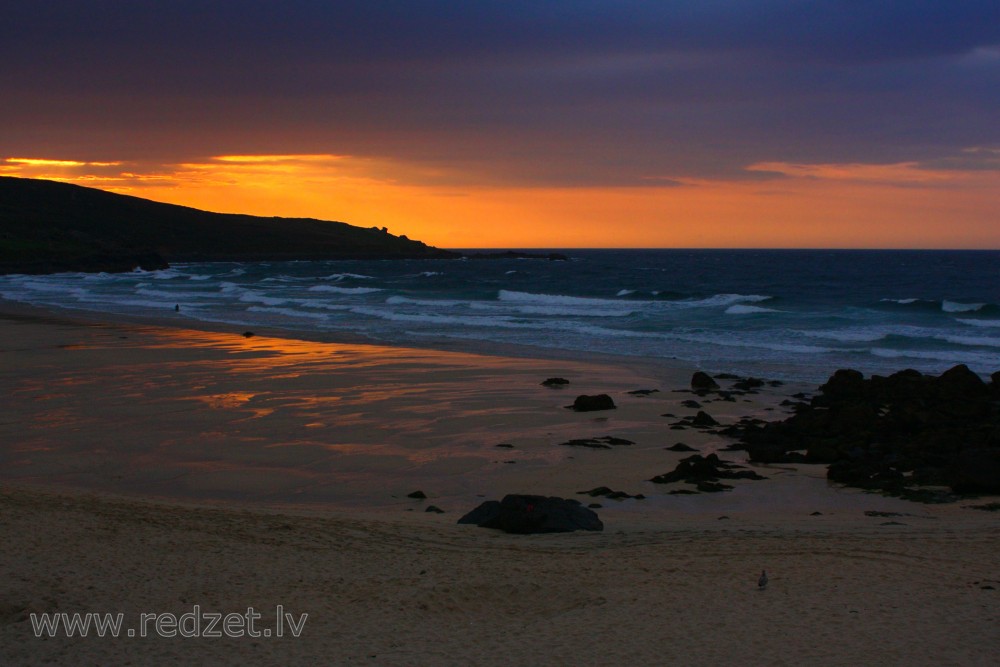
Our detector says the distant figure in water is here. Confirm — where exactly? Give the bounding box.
[758,570,768,590]
[174,304,179,312]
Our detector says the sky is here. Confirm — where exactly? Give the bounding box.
[2,1,999,248]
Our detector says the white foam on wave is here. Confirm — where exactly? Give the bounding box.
[684,293,772,308]
[245,306,329,320]
[308,285,382,295]
[385,295,465,307]
[323,273,374,281]
[293,299,353,312]
[149,269,186,280]
[938,334,1000,348]
[238,292,289,306]
[136,287,229,300]
[616,289,635,297]
[802,329,887,343]
[881,298,920,305]
[956,318,1000,328]
[942,300,985,313]
[499,290,644,307]
[514,304,638,317]
[350,307,521,328]
[725,304,780,315]
[417,271,443,277]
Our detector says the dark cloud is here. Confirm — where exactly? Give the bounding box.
[2,1,998,185]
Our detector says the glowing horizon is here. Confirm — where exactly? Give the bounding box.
[3,153,998,250]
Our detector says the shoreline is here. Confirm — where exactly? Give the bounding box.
[2,299,999,665]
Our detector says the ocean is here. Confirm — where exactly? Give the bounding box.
[2,249,998,383]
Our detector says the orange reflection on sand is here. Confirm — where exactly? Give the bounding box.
[194,392,257,409]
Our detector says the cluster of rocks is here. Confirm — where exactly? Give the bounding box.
[458,494,603,533]
[724,364,1000,499]
[578,486,645,500]
[649,453,767,493]
[558,436,634,449]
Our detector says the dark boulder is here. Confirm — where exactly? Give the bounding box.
[691,372,719,391]
[542,377,570,387]
[457,495,603,533]
[569,394,616,412]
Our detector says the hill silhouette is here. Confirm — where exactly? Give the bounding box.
[0,176,457,274]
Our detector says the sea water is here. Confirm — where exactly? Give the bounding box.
[2,249,998,383]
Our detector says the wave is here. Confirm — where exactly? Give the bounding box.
[725,305,780,315]
[942,300,987,313]
[957,318,1000,328]
[498,290,635,307]
[871,347,1000,367]
[237,292,289,306]
[683,293,772,308]
[616,289,635,297]
[385,295,466,307]
[323,273,373,281]
[135,287,229,300]
[307,285,383,295]
[938,334,1000,349]
[245,306,329,320]
[802,329,888,343]
[880,298,995,314]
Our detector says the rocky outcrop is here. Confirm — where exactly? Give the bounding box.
[725,365,1000,499]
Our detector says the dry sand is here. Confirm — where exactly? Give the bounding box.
[1,303,998,665]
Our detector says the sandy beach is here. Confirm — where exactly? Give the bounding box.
[1,302,998,665]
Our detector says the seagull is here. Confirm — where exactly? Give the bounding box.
[758,570,768,590]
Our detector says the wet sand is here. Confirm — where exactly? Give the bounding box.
[1,302,998,665]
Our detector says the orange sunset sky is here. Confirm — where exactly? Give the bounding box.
[2,3,998,248]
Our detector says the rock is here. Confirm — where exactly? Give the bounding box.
[558,435,634,449]
[728,364,1000,499]
[457,495,603,533]
[628,389,660,396]
[696,481,732,492]
[242,331,255,338]
[666,442,697,452]
[577,486,644,500]
[733,377,765,391]
[495,443,514,448]
[569,394,616,412]
[681,399,702,409]
[425,505,445,513]
[691,411,720,427]
[951,449,1000,494]
[649,453,767,484]
[691,372,719,391]
[541,377,570,387]
[407,490,427,499]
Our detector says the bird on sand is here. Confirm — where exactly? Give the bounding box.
[758,570,768,589]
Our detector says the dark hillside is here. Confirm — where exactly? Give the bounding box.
[0,176,456,273]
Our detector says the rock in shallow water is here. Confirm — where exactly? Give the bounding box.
[457,494,603,533]
[568,394,616,412]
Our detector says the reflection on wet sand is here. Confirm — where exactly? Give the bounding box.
[3,318,682,511]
